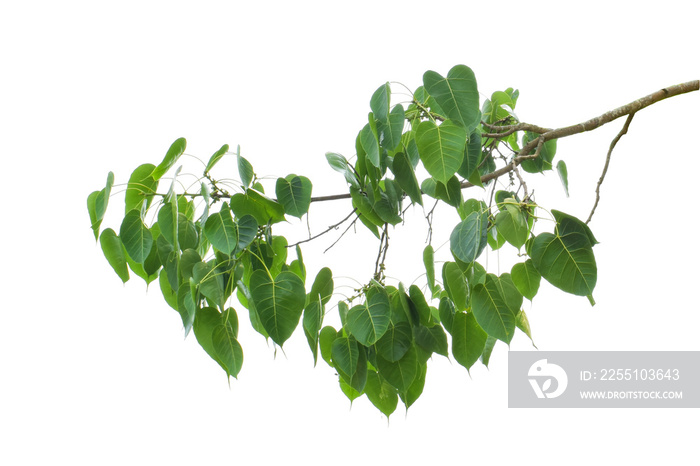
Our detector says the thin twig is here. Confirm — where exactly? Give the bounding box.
[586,113,635,224]
[288,208,358,248]
[323,214,360,253]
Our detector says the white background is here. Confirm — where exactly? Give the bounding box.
[1,1,698,464]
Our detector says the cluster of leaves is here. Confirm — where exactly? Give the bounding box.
[88,64,599,416]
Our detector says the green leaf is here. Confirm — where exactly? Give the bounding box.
[309,267,334,305]
[364,371,398,418]
[151,137,186,181]
[452,311,488,372]
[157,197,178,247]
[408,285,431,326]
[494,203,528,249]
[124,163,158,214]
[193,261,225,309]
[205,144,229,174]
[346,286,391,346]
[442,262,468,311]
[416,120,467,185]
[392,152,423,206]
[229,191,285,225]
[177,214,198,251]
[450,210,488,264]
[193,307,223,362]
[237,153,255,188]
[471,274,520,344]
[480,336,498,367]
[204,205,237,255]
[520,132,557,173]
[119,210,153,264]
[275,175,312,218]
[423,65,480,131]
[319,326,338,367]
[376,321,413,362]
[370,83,390,124]
[331,336,358,379]
[556,160,569,197]
[400,361,427,409]
[458,131,483,187]
[378,105,405,152]
[413,324,448,357]
[325,152,360,189]
[234,215,257,253]
[511,260,541,301]
[360,120,381,168]
[177,284,196,336]
[423,245,435,294]
[377,345,418,392]
[552,210,598,246]
[303,298,323,365]
[531,226,597,298]
[249,270,306,346]
[212,323,243,379]
[438,297,455,334]
[516,309,536,347]
[99,228,129,283]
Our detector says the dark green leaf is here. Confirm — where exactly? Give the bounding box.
[495,203,528,249]
[531,226,597,298]
[177,284,196,336]
[309,267,334,305]
[346,286,391,346]
[212,323,243,379]
[400,361,427,409]
[303,298,323,365]
[471,274,519,344]
[392,152,423,206]
[229,191,285,225]
[376,321,413,362]
[193,261,225,309]
[423,245,435,294]
[520,132,557,173]
[319,325,338,367]
[249,270,306,346]
[377,345,418,392]
[414,324,448,357]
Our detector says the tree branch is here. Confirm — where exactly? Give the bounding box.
[586,113,635,224]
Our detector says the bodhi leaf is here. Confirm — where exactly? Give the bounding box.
[99,228,129,283]
[204,204,237,255]
[443,262,468,311]
[556,160,569,197]
[205,144,229,175]
[237,153,255,188]
[471,274,520,344]
[229,191,285,225]
[423,245,435,294]
[124,163,158,214]
[511,260,541,301]
[151,137,186,181]
[346,286,391,346]
[119,209,153,264]
[212,323,243,379]
[452,311,488,373]
[450,210,488,264]
[249,270,306,346]
[392,152,423,206]
[416,119,467,185]
[275,175,312,218]
[423,64,481,131]
[376,345,418,392]
[495,203,528,249]
[531,219,597,299]
[364,371,398,418]
[375,321,413,362]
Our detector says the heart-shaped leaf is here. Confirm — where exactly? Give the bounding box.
[346,286,391,346]
[471,273,521,344]
[423,65,480,131]
[249,270,306,346]
[450,210,488,264]
[204,204,237,255]
[119,209,153,264]
[275,175,312,218]
[416,120,467,185]
[151,137,186,181]
[451,311,487,373]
